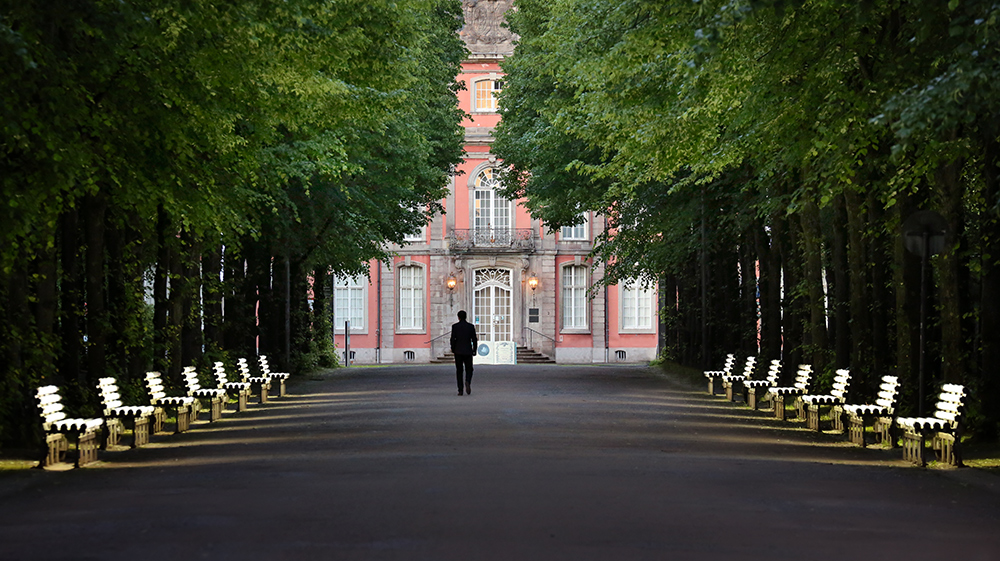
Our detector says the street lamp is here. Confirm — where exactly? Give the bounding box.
[902,210,947,417]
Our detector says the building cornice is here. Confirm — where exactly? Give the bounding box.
[464,127,495,145]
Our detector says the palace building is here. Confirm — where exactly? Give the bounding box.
[332,0,658,365]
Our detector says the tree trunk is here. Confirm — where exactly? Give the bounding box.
[180,234,203,369]
[740,237,758,356]
[34,238,58,340]
[84,192,109,383]
[935,155,967,385]
[203,238,223,355]
[867,191,891,391]
[153,205,171,373]
[680,260,699,366]
[288,259,308,373]
[167,240,184,381]
[979,134,1000,439]
[844,188,873,382]
[699,196,709,370]
[106,216,127,379]
[708,248,739,363]
[60,207,84,383]
[894,192,922,402]
[244,240,268,359]
[799,194,829,371]
[665,274,681,361]
[32,227,59,383]
[4,267,29,372]
[1,265,34,446]
[114,219,151,381]
[223,244,253,357]
[774,207,804,380]
[830,194,851,369]
[759,217,783,361]
[282,254,292,370]
[784,215,806,373]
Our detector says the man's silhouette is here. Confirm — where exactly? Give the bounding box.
[450,310,478,395]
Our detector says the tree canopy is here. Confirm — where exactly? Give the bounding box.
[494,0,1000,437]
[0,0,466,445]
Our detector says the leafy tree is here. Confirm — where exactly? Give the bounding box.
[495,0,1000,437]
[0,0,466,447]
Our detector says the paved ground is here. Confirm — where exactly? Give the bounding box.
[1,364,999,560]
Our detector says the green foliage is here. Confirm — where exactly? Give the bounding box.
[496,0,1000,436]
[0,0,465,447]
[292,297,339,374]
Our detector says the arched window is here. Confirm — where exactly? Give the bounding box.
[562,265,589,331]
[474,168,512,233]
[397,264,425,331]
[474,78,503,112]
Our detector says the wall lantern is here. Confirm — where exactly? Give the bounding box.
[527,275,539,292]
[446,274,458,306]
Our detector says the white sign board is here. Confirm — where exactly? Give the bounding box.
[474,341,517,365]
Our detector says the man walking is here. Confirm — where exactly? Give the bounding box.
[450,310,478,395]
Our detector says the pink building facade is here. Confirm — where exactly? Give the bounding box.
[332,1,658,365]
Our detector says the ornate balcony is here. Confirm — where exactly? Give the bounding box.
[446,228,535,253]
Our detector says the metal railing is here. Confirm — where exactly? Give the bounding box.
[425,332,451,345]
[522,326,555,358]
[522,326,554,342]
[446,228,535,252]
[427,332,452,360]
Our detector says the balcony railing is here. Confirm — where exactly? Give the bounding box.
[447,228,535,252]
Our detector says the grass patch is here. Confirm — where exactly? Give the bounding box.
[653,360,704,386]
[961,441,1000,473]
[0,448,38,470]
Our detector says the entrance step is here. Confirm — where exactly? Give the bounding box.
[431,346,555,364]
[516,346,556,364]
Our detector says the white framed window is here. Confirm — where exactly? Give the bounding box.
[403,226,425,243]
[474,168,512,231]
[474,78,503,112]
[334,275,367,332]
[561,213,589,241]
[620,279,654,331]
[397,265,425,331]
[401,204,427,243]
[562,265,589,331]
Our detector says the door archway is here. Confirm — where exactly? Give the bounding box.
[473,268,512,342]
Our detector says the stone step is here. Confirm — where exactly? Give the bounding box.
[431,347,555,364]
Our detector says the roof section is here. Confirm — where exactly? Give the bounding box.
[460,0,516,59]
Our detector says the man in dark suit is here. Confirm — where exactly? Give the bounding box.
[450,310,479,395]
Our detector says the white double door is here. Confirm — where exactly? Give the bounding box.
[473,268,512,343]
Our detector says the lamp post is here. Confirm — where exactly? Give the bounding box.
[902,210,947,417]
